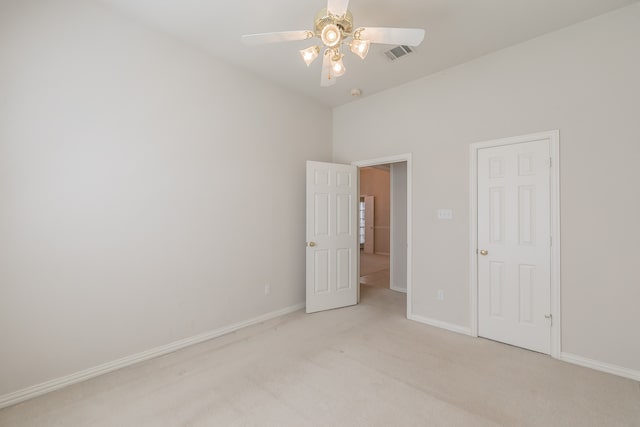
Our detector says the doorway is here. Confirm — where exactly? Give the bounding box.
[353,154,412,318]
[304,155,412,317]
[359,166,391,290]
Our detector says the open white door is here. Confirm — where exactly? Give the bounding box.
[306,161,358,314]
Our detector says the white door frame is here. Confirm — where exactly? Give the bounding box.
[469,130,561,358]
[352,153,412,319]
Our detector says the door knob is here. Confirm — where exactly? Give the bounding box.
[308,242,316,247]
[479,249,488,256]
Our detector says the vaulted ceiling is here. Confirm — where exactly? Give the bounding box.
[101,0,638,106]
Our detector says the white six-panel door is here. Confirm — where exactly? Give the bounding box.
[306,161,358,314]
[478,139,552,354]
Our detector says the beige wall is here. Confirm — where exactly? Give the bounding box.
[360,167,390,254]
[334,4,640,372]
[0,0,332,397]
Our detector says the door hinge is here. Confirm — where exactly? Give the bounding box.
[545,314,553,326]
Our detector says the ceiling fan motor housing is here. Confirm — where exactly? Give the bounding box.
[314,8,354,37]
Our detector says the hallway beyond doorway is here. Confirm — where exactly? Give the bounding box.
[360,250,390,289]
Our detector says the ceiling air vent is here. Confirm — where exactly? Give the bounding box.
[384,45,415,61]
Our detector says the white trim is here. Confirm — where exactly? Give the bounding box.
[549,135,561,358]
[560,353,640,382]
[390,163,395,292]
[353,153,413,166]
[409,314,473,336]
[390,285,407,293]
[0,303,305,410]
[469,130,561,358]
[352,154,412,319]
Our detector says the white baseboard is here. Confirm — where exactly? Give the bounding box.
[559,352,640,382]
[390,285,407,293]
[409,314,472,336]
[0,302,305,410]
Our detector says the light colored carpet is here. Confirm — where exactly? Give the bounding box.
[1,287,639,426]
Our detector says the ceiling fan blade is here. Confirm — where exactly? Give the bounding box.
[320,52,336,87]
[241,30,313,45]
[327,0,350,17]
[357,27,425,46]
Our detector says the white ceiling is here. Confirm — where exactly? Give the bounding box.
[100,0,637,107]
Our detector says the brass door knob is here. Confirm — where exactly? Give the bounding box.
[308,242,316,247]
[480,249,488,256]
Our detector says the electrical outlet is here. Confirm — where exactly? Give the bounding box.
[264,283,271,295]
[437,290,445,301]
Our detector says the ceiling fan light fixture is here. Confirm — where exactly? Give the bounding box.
[300,46,321,66]
[350,39,370,59]
[321,23,342,47]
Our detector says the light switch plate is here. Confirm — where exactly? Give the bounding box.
[437,209,453,220]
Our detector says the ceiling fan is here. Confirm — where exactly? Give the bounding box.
[241,0,425,87]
